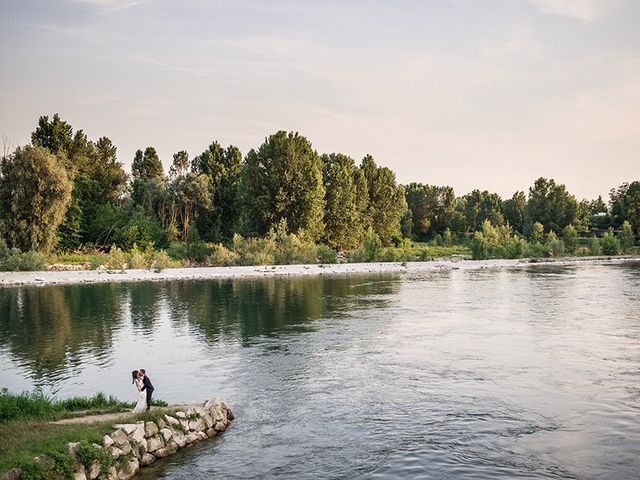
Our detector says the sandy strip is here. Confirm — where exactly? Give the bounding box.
[0,256,638,288]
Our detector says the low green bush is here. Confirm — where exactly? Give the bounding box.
[601,231,621,256]
[316,244,338,264]
[208,244,238,266]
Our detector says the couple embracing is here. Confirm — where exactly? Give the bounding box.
[131,369,155,413]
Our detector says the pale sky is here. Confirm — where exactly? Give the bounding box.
[0,0,638,200]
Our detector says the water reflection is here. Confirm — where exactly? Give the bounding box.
[0,275,399,384]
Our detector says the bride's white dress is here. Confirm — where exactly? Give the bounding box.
[132,379,146,413]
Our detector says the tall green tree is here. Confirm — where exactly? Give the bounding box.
[238,131,325,240]
[191,141,243,241]
[610,181,640,234]
[360,155,407,244]
[172,173,212,241]
[404,183,456,238]
[132,147,163,181]
[169,150,190,178]
[525,177,578,234]
[502,191,526,233]
[321,153,367,250]
[463,189,504,232]
[0,146,73,252]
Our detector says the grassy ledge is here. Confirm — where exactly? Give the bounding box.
[0,389,167,476]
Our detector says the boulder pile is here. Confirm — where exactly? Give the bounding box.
[2,398,233,480]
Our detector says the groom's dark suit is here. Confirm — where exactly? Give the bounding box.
[141,374,154,410]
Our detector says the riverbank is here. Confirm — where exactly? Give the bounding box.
[1,399,233,480]
[0,256,638,288]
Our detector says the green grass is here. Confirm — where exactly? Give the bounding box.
[0,390,171,476]
[0,389,133,424]
[412,244,471,258]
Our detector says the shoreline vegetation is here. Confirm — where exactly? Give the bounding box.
[0,114,638,274]
[0,389,169,478]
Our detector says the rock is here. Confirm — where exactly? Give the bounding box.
[157,418,167,429]
[114,423,138,435]
[174,411,186,419]
[110,429,129,447]
[227,408,235,420]
[73,465,87,480]
[2,468,23,480]
[185,432,199,444]
[188,418,206,432]
[108,446,123,459]
[203,413,214,428]
[68,442,80,458]
[153,446,171,458]
[34,454,55,468]
[179,419,190,430]
[140,453,156,466]
[172,430,187,448]
[88,461,101,480]
[160,427,173,441]
[130,423,146,444]
[103,435,114,448]
[119,441,132,456]
[117,458,139,480]
[164,415,180,426]
[206,428,217,438]
[196,431,207,441]
[214,421,226,432]
[146,436,165,453]
[107,467,118,479]
[194,406,206,417]
[166,441,178,454]
[144,421,159,437]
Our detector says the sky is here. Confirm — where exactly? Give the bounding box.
[0,0,638,200]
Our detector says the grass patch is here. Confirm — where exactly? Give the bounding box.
[0,389,133,424]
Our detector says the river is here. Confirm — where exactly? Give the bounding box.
[1,262,639,479]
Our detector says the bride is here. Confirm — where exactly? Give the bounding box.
[132,370,147,413]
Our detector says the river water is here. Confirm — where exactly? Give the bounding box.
[1,263,639,479]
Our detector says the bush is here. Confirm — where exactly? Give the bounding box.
[273,232,317,265]
[232,234,276,265]
[562,224,579,254]
[0,245,46,272]
[504,236,527,259]
[547,238,565,257]
[347,248,368,263]
[115,212,169,251]
[601,231,621,256]
[127,244,148,269]
[526,242,547,259]
[208,244,238,266]
[362,228,382,262]
[588,236,602,256]
[530,222,545,244]
[148,250,174,271]
[619,221,635,253]
[442,228,453,247]
[185,228,211,264]
[316,244,338,264]
[102,246,127,270]
[470,220,521,260]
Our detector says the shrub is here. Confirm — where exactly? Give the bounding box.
[442,228,453,247]
[148,250,174,271]
[530,222,544,244]
[562,224,579,254]
[588,236,602,256]
[273,232,317,265]
[208,244,238,266]
[347,248,368,263]
[102,246,127,270]
[316,244,338,264]
[504,236,527,259]
[601,231,621,256]
[362,228,382,262]
[547,238,565,257]
[526,242,547,259]
[470,220,519,260]
[127,244,148,269]
[619,221,635,253]
[232,234,276,265]
[0,249,46,271]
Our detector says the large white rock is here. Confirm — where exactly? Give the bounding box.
[164,414,180,426]
[144,422,159,438]
[174,411,186,419]
[140,453,156,466]
[160,428,173,441]
[146,436,165,453]
[188,418,206,432]
[103,435,114,448]
[172,431,187,448]
[130,423,146,444]
[114,424,138,435]
[117,458,139,480]
[110,429,129,447]
[73,466,87,480]
[203,413,214,428]
[153,446,172,458]
[88,461,101,480]
[108,446,123,459]
[185,432,199,444]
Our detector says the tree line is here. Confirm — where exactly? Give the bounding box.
[0,113,638,257]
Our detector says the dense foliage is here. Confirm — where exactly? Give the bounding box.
[0,113,637,268]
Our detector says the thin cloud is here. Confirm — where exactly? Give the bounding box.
[526,0,615,22]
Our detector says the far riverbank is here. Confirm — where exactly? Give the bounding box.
[1,256,638,288]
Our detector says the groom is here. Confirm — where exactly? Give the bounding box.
[139,369,155,411]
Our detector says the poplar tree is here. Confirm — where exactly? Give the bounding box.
[238,131,325,240]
